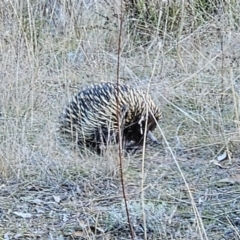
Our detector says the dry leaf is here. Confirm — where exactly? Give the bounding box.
[13,212,32,218]
[35,207,45,214]
[14,233,23,239]
[4,232,11,240]
[53,195,61,203]
[210,159,224,168]
[217,151,228,162]
[219,175,240,184]
[31,199,44,205]
[72,231,85,237]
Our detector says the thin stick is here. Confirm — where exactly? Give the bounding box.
[116,1,135,239]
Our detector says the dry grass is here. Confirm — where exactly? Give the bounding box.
[1,0,240,239]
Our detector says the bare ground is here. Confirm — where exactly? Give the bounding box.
[1,148,240,239]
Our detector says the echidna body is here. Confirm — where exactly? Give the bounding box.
[59,82,161,153]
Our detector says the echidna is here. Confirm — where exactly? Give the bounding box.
[58,82,161,153]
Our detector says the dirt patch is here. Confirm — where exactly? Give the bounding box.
[1,147,240,239]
